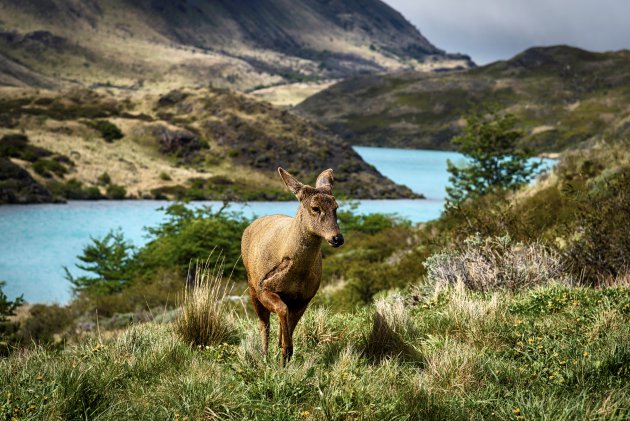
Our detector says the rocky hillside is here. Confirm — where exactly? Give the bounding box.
[297,46,630,152]
[0,87,417,204]
[0,0,471,92]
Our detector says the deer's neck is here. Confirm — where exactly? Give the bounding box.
[282,211,322,267]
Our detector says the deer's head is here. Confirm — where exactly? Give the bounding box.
[278,167,344,248]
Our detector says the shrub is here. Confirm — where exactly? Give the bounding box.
[48,179,103,200]
[106,183,126,199]
[174,259,237,346]
[0,281,24,355]
[32,158,68,178]
[97,172,111,185]
[562,167,630,285]
[18,304,74,345]
[92,120,123,142]
[159,171,171,181]
[137,203,250,280]
[424,234,567,292]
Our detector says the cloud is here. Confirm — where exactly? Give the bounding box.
[383,0,630,64]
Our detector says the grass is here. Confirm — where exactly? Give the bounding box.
[2,280,628,420]
[174,258,238,347]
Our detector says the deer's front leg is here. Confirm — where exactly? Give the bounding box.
[258,290,292,367]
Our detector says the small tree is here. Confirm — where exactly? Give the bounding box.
[65,230,135,295]
[446,109,542,206]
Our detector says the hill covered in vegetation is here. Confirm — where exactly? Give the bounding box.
[0,0,471,92]
[297,46,630,152]
[0,87,417,204]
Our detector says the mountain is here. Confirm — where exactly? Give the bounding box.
[0,0,472,92]
[0,86,418,204]
[296,46,630,152]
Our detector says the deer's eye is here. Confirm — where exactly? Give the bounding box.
[311,207,320,214]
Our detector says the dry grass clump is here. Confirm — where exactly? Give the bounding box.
[416,339,484,395]
[363,295,420,363]
[295,307,340,348]
[174,258,237,347]
[424,234,567,292]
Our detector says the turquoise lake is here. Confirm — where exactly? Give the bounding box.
[0,147,550,303]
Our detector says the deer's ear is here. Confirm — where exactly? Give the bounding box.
[278,167,303,196]
[315,168,334,193]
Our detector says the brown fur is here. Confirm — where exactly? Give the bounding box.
[241,167,344,366]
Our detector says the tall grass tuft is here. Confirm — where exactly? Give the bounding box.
[174,257,237,347]
[424,234,567,292]
[363,295,420,363]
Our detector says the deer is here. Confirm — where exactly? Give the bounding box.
[241,167,344,367]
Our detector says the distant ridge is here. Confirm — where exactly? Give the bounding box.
[0,0,473,91]
[296,45,630,152]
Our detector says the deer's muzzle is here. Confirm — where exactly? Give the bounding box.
[328,234,344,248]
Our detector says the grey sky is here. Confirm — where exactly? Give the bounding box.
[383,0,630,64]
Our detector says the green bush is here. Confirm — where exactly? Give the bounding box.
[48,179,103,200]
[97,172,111,185]
[92,120,123,142]
[106,183,126,199]
[136,203,250,280]
[562,167,630,285]
[18,304,74,345]
[0,281,23,355]
[32,158,68,178]
[0,133,51,162]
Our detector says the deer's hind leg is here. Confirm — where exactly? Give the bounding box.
[250,289,270,355]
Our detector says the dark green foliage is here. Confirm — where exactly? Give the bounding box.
[18,304,74,345]
[65,230,135,295]
[158,171,171,181]
[0,133,51,162]
[97,172,111,185]
[320,215,418,309]
[48,179,103,200]
[137,203,250,280]
[446,110,542,206]
[337,207,406,234]
[106,183,126,199]
[32,158,68,178]
[150,178,292,201]
[0,281,24,355]
[91,120,123,142]
[562,167,630,285]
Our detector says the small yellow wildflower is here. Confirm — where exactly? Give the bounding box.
[512,407,521,414]
[301,410,311,417]
[559,360,566,365]
[583,352,589,357]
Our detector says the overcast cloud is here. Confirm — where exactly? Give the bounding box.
[383,0,630,64]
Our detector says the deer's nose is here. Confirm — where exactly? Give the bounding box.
[330,234,344,248]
